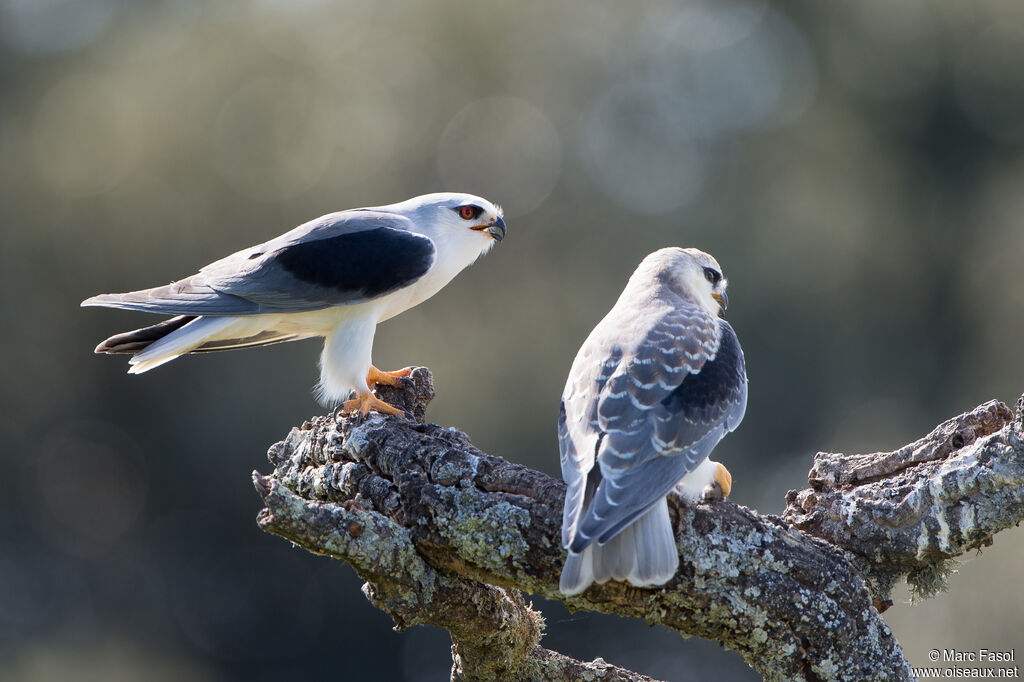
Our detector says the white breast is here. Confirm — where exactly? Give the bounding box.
[374,230,491,322]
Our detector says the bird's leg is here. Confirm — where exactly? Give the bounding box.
[366,365,415,389]
[701,461,733,501]
[331,369,416,424]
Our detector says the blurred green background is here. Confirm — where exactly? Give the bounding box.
[2,0,1023,680]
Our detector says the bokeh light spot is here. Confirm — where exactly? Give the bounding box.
[647,0,768,53]
[437,96,561,216]
[648,7,818,137]
[213,77,336,201]
[827,0,939,101]
[581,82,707,215]
[30,75,145,198]
[954,25,1024,144]
[1,0,117,55]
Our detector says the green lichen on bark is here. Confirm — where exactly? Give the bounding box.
[906,560,958,603]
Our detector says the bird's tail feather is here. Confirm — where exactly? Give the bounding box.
[560,497,678,595]
[127,316,238,374]
[94,315,196,354]
[625,498,678,585]
[559,545,595,596]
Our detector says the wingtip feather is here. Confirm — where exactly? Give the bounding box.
[82,293,128,309]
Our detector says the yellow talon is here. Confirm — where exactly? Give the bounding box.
[714,462,733,499]
[699,461,733,501]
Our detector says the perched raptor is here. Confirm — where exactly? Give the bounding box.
[558,247,747,595]
[82,192,505,416]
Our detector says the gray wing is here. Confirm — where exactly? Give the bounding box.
[560,298,718,548]
[81,210,436,316]
[563,304,747,553]
[559,343,621,547]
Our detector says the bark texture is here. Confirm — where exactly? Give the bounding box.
[783,399,1024,602]
[253,368,1024,681]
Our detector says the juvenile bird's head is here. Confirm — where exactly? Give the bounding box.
[384,192,505,249]
[639,247,730,318]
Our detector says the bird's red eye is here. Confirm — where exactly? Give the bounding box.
[458,205,480,220]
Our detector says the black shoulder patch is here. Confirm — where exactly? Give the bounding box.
[661,321,745,421]
[274,227,435,298]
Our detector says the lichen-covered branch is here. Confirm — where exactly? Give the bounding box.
[783,399,1024,602]
[254,370,656,682]
[253,476,653,681]
[253,368,1024,681]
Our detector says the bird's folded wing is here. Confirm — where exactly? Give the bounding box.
[595,304,725,466]
[559,342,620,546]
[573,434,723,549]
[82,212,436,315]
[569,313,748,550]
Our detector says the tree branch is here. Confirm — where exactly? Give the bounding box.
[783,398,1024,602]
[253,368,1024,681]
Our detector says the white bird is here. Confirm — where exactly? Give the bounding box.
[558,247,747,596]
[82,192,505,417]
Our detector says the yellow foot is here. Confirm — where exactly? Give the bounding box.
[702,461,733,501]
[340,390,408,418]
[367,365,415,388]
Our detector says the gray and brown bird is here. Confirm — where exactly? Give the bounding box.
[558,247,747,595]
[82,192,505,416]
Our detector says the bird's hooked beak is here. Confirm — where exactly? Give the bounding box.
[472,215,506,242]
[712,291,729,317]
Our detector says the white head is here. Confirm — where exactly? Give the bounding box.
[374,192,505,249]
[636,247,730,318]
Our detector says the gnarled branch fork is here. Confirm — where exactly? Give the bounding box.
[253,368,1024,681]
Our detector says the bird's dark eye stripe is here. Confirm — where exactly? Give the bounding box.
[703,267,721,284]
[454,205,483,220]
